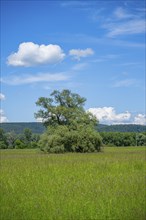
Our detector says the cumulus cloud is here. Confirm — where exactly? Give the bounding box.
[133,114,146,125]
[0,109,8,123]
[88,107,131,124]
[0,93,8,123]
[7,42,65,67]
[1,72,69,85]
[0,93,5,100]
[36,117,43,123]
[69,48,94,60]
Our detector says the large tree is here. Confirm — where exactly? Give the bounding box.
[35,89,97,128]
[35,90,102,153]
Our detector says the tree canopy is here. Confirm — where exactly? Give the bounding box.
[35,89,97,128]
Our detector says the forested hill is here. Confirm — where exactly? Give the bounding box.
[0,123,45,134]
[97,124,146,133]
[0,122,146,134]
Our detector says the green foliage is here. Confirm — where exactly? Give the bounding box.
[0,128,6,141]
[35,89,97,127]
[39,125,102,153]
[23,128,32,141]
[14,139,26,149]
[97,124,146,133]
[0,141,7,149]
[136,133,146,146]
[31,133,40,142]
[0,128,3,136]
[0,123,145,150]
[5,131,16,149]
[101,132,146,146]
[0,128,40,149]
[30,141,39,149]
[21,128,32,148]
[36,89,101,153]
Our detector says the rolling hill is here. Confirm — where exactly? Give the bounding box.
[0,122,146,134]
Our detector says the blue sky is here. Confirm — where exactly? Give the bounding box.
[0,0,146,125]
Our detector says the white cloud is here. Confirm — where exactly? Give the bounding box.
[43,86,51,90]
[134,114,146,125]
[88,107,146,125]
[60,1,95,9]
[7,42,65,67]
[88,107,131,124]
[36,117,43,123]
[113,79,139,88]
[102,6,145,37]
[116,62,142,67]
[1,72,69,85]
[106,19,145,37]
[0,93,5,100]
[0,94,8,123]
[114,7,133,19]
[0,109,9,123]
[69,48,94,60]
[72,63,88,71]
[92,54,119,63]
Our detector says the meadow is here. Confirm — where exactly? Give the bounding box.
[0,147,145,220]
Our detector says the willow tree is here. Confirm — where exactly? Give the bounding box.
[35,90,102,153]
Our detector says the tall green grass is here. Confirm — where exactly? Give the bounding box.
[0,147,145,220]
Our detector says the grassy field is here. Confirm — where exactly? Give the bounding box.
[0,147,145,220]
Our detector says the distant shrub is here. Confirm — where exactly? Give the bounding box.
[30,141,39,149]
[14,139,25,149]
[0,141,7,149]
[136,133,146,146]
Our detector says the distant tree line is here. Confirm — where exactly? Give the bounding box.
[0,128,40,149]
[101,132,146,147]
[97,124,146,133]
[0,128,145,150]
